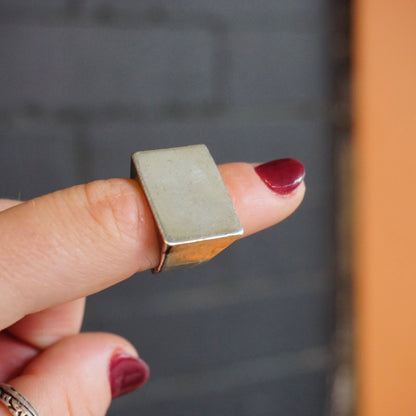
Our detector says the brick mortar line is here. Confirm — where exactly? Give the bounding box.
[0,103,330,125]
[0,12,321,33]
[127,347,330,405]
[86,268,331,318]
[0,15,215,31]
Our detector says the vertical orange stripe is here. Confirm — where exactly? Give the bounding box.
[354,1,416,415]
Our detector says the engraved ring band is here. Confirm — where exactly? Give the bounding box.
[0,384,39,416]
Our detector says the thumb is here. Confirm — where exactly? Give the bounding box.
[0,333,149,416]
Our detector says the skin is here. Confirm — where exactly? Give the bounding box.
[0,162,305,416]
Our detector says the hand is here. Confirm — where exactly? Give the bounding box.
[0,159,305,415]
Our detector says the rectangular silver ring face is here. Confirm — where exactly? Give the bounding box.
[131,144,243,272]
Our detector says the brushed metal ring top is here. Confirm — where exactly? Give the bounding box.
[131,144,243,273]
[0,384,39,416]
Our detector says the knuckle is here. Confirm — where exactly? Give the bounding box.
[81,179,144,243]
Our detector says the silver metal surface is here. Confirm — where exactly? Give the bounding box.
[131,144,243,272]
[0,384,39,416]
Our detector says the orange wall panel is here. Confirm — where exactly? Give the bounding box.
[354,1,416,415]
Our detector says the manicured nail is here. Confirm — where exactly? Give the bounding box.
[255,158,305,195]
[110,353,150,399]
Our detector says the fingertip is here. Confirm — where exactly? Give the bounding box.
[6,333,147,416]
[219,161,306,237]
[254,158,306,196]
[110,353,150,399]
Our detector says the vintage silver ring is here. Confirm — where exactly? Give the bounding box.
[0,384,39,416]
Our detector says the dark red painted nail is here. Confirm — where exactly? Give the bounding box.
[255,158,305,195]
[110,353,150,399]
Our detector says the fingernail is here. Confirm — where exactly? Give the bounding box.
[110,353,150,399]
[255,158,305,195]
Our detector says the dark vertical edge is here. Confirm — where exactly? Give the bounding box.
[328,0,354,415]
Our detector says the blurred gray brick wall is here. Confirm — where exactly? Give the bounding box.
[0,25,213,110]
[0,1,333,415]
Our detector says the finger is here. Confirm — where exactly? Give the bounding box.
[0,299,85,383]
[0,199,21,211]
[0,333,38,382]
[0,200,87,351]
[0,333,149,416]
[0,198,87,349]
[0,160,305,328]
[7,298,86,349]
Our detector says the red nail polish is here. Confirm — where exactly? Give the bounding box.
[255,158,305,195]
[109,353,150,399]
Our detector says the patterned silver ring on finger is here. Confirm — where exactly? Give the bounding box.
[0,384,39,416]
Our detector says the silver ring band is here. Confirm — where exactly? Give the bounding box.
[0,384,39,416]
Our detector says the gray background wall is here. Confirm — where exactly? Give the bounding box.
[0,1,333,415]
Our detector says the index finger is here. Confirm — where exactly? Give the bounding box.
[0,160,305,329]
[0,199,21,211]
